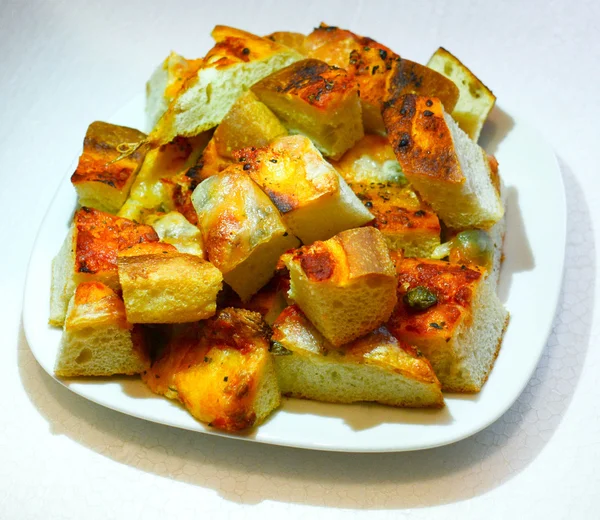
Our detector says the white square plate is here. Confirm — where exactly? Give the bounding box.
[22,94,566,452]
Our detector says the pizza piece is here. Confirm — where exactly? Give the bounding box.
[332,134,441,257]
[55,282,148,377]
[118,134,209,222]
[117,243,222,323]
[271,305,443,407]
[305,24,399,134]
[265,31,308,55]
[282,227,397,347]
[427,47,496,141]
[383,94,504,229]
[146,52,203,131]
[387,256,509,392]
[71,122,148,213]
[49,208,159,326]
[191,167,300,301]
[235,135,373,244]
[251,58,363,159]
[213,90,288,159]
[385,58,460,113]
[144,211,205,257]
[142,308,281,431]
[149,25,301,145]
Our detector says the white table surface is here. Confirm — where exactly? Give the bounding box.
[2,0,598,518]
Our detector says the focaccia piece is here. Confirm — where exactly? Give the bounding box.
[427,47,496,142]
[332,134,441,257]
[265,31,308,55]
[118,134,209,222]
[191,168,300,301]
[282,227,397,347]
[383,94,504,229]
[49,208,159,326]
[387,256,509,392]
[150,26,302,145]
[146,52,203,131]
[385,58,459,113]
[272,305,443,407]
[142,308,281,431]
[236,135,373,244]
[251,58,363,159]
[144,211,205,256]
[55,282,148,377]
[117,242,222,323]
[71,122,148,213]
[213,90,287,159]
[305,24,399,134]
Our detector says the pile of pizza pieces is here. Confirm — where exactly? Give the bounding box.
[49,24,508,432]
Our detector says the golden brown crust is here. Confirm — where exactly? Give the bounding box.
[385,59,460,113]
[71,121,147,190]
[383,94,464,184]
[305,24,398,112]
[286,227,395,284]
[74,207,159,276]
[265,31,308,55]
[66,281,130,331]
[253,58,357,111]
[336,227,396,280]
[209,25,291,66]
[234,136,339,215]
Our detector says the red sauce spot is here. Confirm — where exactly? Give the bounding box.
[299,246,335,281]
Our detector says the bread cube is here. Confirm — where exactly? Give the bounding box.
[305,24,399,134]
[385,58,459,113]
[146,52,203,131]
[213,90,287,158]
[55,282,148,377]
[265,31,308,55]
[71,122,147,213]
[144,211,205,256]
[149,25,301,145]
[117,242,222,323]
[49,208,159,326]
[282,227,397,346]
[236,135,373,244]
[118,133,209,222]
[387,257,509,392]
[142,308,281,431]
[332,134,441,257]
[272,305,443,407]
[251,58,363,159]
[191,168,300,301]
[383,94,504,229]
[427,47,496,141]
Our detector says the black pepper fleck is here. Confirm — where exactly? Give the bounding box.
[365,201,373,208]
[423,110,434,117]
[426,99,433,107]
[379,49,387,60]
[243,163,252,170]
[242,47,250,55]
